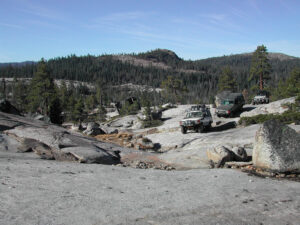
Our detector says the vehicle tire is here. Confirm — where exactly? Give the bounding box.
[205,123,212,131]
[181,126,187,134]
[197,124,204,133]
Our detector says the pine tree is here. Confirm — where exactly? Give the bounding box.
[85,94,97,111]
[286,67,300,97]
[250,45,272,90]
[273,67,300,99]
[27,59,56,115]
[73,97,84,123]
[217,66,237,92]
[59,80,69,110]
[49,97,62,124]
[12,78,28,112]
[161,76,187,103]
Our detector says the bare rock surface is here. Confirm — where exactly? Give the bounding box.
[108,114,141,130]
[0,157,300,225]
[0,111,125,164]
[253,120,300,172]
[240,97,295,117]
[148,122,259,169]
[144,104,300,169]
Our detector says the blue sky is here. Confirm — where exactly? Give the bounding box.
[1,0,300,62]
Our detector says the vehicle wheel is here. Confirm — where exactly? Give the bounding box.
[197,124,204,133]
[205,124,212,131]
[181,126,187,134]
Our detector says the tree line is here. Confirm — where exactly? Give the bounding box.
[0,46,299,125]
[1,48,300,104]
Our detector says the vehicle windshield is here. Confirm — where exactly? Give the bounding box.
[258,93,266,96]
[186,111,203,118]
[257,91,269,96]
[191,106,200,111]
[222,100,234,105]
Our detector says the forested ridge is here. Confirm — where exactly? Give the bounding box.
[1,49,300,103]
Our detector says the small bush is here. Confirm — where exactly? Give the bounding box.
[142,119,163,128]
[239,111,300,126]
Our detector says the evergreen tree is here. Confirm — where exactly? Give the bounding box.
[12,78,28,112]
[85,94,97,111]
[67,94,76,121]
[217,66,237,92]
[1,78,6,99]
[59,81,69,110]
[273,67,300,99]
[73,97,85,123]
[250,45,272,90]
[96,79,103,106]
[161,76,187,103]
[285,67,300,97]
[49,97,62,124]
[98,104,107,121]
[27,59,56,115]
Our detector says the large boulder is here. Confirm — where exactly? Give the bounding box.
[206,146,237,168]
[253,120,300,172]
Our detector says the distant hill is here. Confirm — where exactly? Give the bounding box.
[1,49,300,103]
[0,61,35,68]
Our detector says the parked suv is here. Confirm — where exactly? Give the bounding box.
[216,93,245,117]
[252,90,270,105]
[180,106,213,134]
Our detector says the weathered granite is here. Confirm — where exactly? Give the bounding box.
[0,111,122,164]
[253,120,300,172]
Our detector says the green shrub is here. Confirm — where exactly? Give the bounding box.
[239,111,300,126]
[142,119,163,128]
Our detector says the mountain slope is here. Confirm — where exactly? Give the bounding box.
[1,49,300,103]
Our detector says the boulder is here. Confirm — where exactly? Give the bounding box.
[136,137,155,151]
[83,122,105,136]
[232,146,248,161]
[253,120,300,172]
[206,146,236,168]
[100,125,118,134]
[71,124,82,131]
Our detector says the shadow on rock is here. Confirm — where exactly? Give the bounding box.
[211,121,237,132]
[161,117,172,122]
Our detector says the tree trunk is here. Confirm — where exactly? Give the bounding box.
[259,73,263,90]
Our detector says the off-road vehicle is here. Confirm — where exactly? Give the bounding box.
[180,107,213,134]
[252,90,270,105]
[216,93,245,117]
